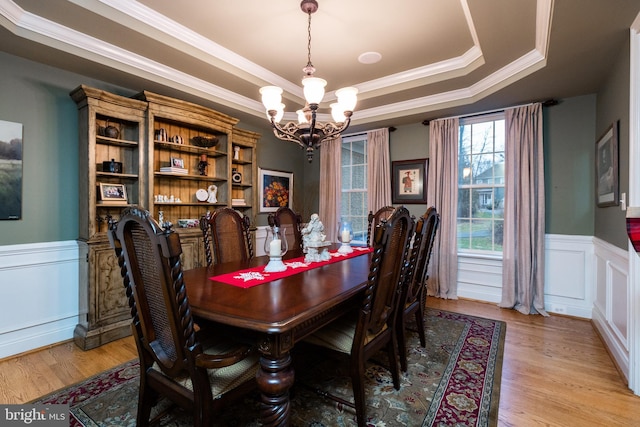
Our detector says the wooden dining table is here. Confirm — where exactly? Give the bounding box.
[183,246,372,426]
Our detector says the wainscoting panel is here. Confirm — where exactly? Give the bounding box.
[0,240,81,359]
[255,226,268,257]
[457,254,502,303]
[592,237,630,381]
[543,234,594,318]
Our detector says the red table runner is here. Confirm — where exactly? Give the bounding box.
[210,246,373,288]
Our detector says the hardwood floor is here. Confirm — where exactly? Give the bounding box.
[1,298,639,426]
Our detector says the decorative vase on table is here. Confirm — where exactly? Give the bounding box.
[264,226,289,272]
[338,220,353,254]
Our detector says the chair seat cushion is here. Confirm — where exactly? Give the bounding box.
[304,312,388,354]
[152,339,259,398]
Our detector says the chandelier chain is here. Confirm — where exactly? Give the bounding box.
[306,11,313,71]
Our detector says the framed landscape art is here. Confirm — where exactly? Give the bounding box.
[0,119,23,220]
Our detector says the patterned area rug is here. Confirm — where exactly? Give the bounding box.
[35,309,505,426]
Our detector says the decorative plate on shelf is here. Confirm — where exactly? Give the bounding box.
[196,188,208,202]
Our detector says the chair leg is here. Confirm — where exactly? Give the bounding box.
[415,305,426,348]
[351,358,367,427]
[387,336,401,390]
[397,313,409,372]
[136,375,155,427]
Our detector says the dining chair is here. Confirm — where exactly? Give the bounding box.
[396,206,440,372]
[201,208,253,266]
[366,206,395,246]
[267,206,303,251]
[108,206,259,427]
[301,206,415,427]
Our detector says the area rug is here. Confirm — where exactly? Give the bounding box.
[34,309,505,426]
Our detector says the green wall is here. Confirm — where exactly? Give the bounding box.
[544,95,596,235]
[595,38,631,249]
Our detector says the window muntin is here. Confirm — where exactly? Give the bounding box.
[457,114,505,253]
[341,136,368,244]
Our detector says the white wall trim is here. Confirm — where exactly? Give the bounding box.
[0,240,81,359]
[592,237,630,382]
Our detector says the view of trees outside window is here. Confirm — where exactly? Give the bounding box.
[457,115,505,252]
[341,136,368,244]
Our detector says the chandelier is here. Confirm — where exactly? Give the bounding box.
[259,0,358,162]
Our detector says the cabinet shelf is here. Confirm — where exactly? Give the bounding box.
[97,172,138,179]
[232,183,252,188]
[155,202,227,207]
[232,159,252,165]
[155,140,226,156]
[154,172,227,182]
[96,136,138,147]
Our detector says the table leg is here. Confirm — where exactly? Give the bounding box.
[256,352,295,426]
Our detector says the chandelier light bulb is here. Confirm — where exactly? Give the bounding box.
[260,86,283,111]
[330,103,346,123]
[302,76,327,105]
[335,86,358,112]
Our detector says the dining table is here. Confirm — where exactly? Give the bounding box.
[183,245,373,426]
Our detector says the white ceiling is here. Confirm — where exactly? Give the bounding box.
[1,0,639,132]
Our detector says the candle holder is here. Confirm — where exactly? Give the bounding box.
[338,221,353,254]
[264,226,289,272]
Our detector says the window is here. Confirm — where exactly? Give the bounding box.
[457,114,505,253]
[341,135,368,244]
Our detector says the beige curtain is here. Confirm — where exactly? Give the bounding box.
[367,128,392,213]
[499,103,547,315]
[319,136,342,243]
[426,118,459,299]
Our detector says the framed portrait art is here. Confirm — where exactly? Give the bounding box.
[391,159,428,204]
[595,121,619,207]
[258,168,293,212]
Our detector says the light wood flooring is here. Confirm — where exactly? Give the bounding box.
[1,298,639,426]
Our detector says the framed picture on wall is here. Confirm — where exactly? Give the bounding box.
[391,158,428,204]
[595,121,619,207]
[259,168,293,212]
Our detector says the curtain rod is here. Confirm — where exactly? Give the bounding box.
[422,99,557,125]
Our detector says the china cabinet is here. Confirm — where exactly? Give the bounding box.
[71,86,260,349]
[70,85,147,350]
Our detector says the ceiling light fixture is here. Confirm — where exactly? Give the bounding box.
[259,0,358,162]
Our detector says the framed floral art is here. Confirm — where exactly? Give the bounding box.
[258,168,293,212]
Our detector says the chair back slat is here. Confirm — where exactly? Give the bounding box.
[363,206,414,335]
[403,207,440,305]
[201,208,253,266]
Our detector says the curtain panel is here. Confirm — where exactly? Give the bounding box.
[426,118,459,299]
[500,103,547,315]
[367,128,392,213]
[319,136,342,243]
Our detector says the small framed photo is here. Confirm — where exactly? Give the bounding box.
[171,157,185,169]
[98,183,128,204]
[258,168,293,212]
[596,121,619,207]
[391,159,428,204]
